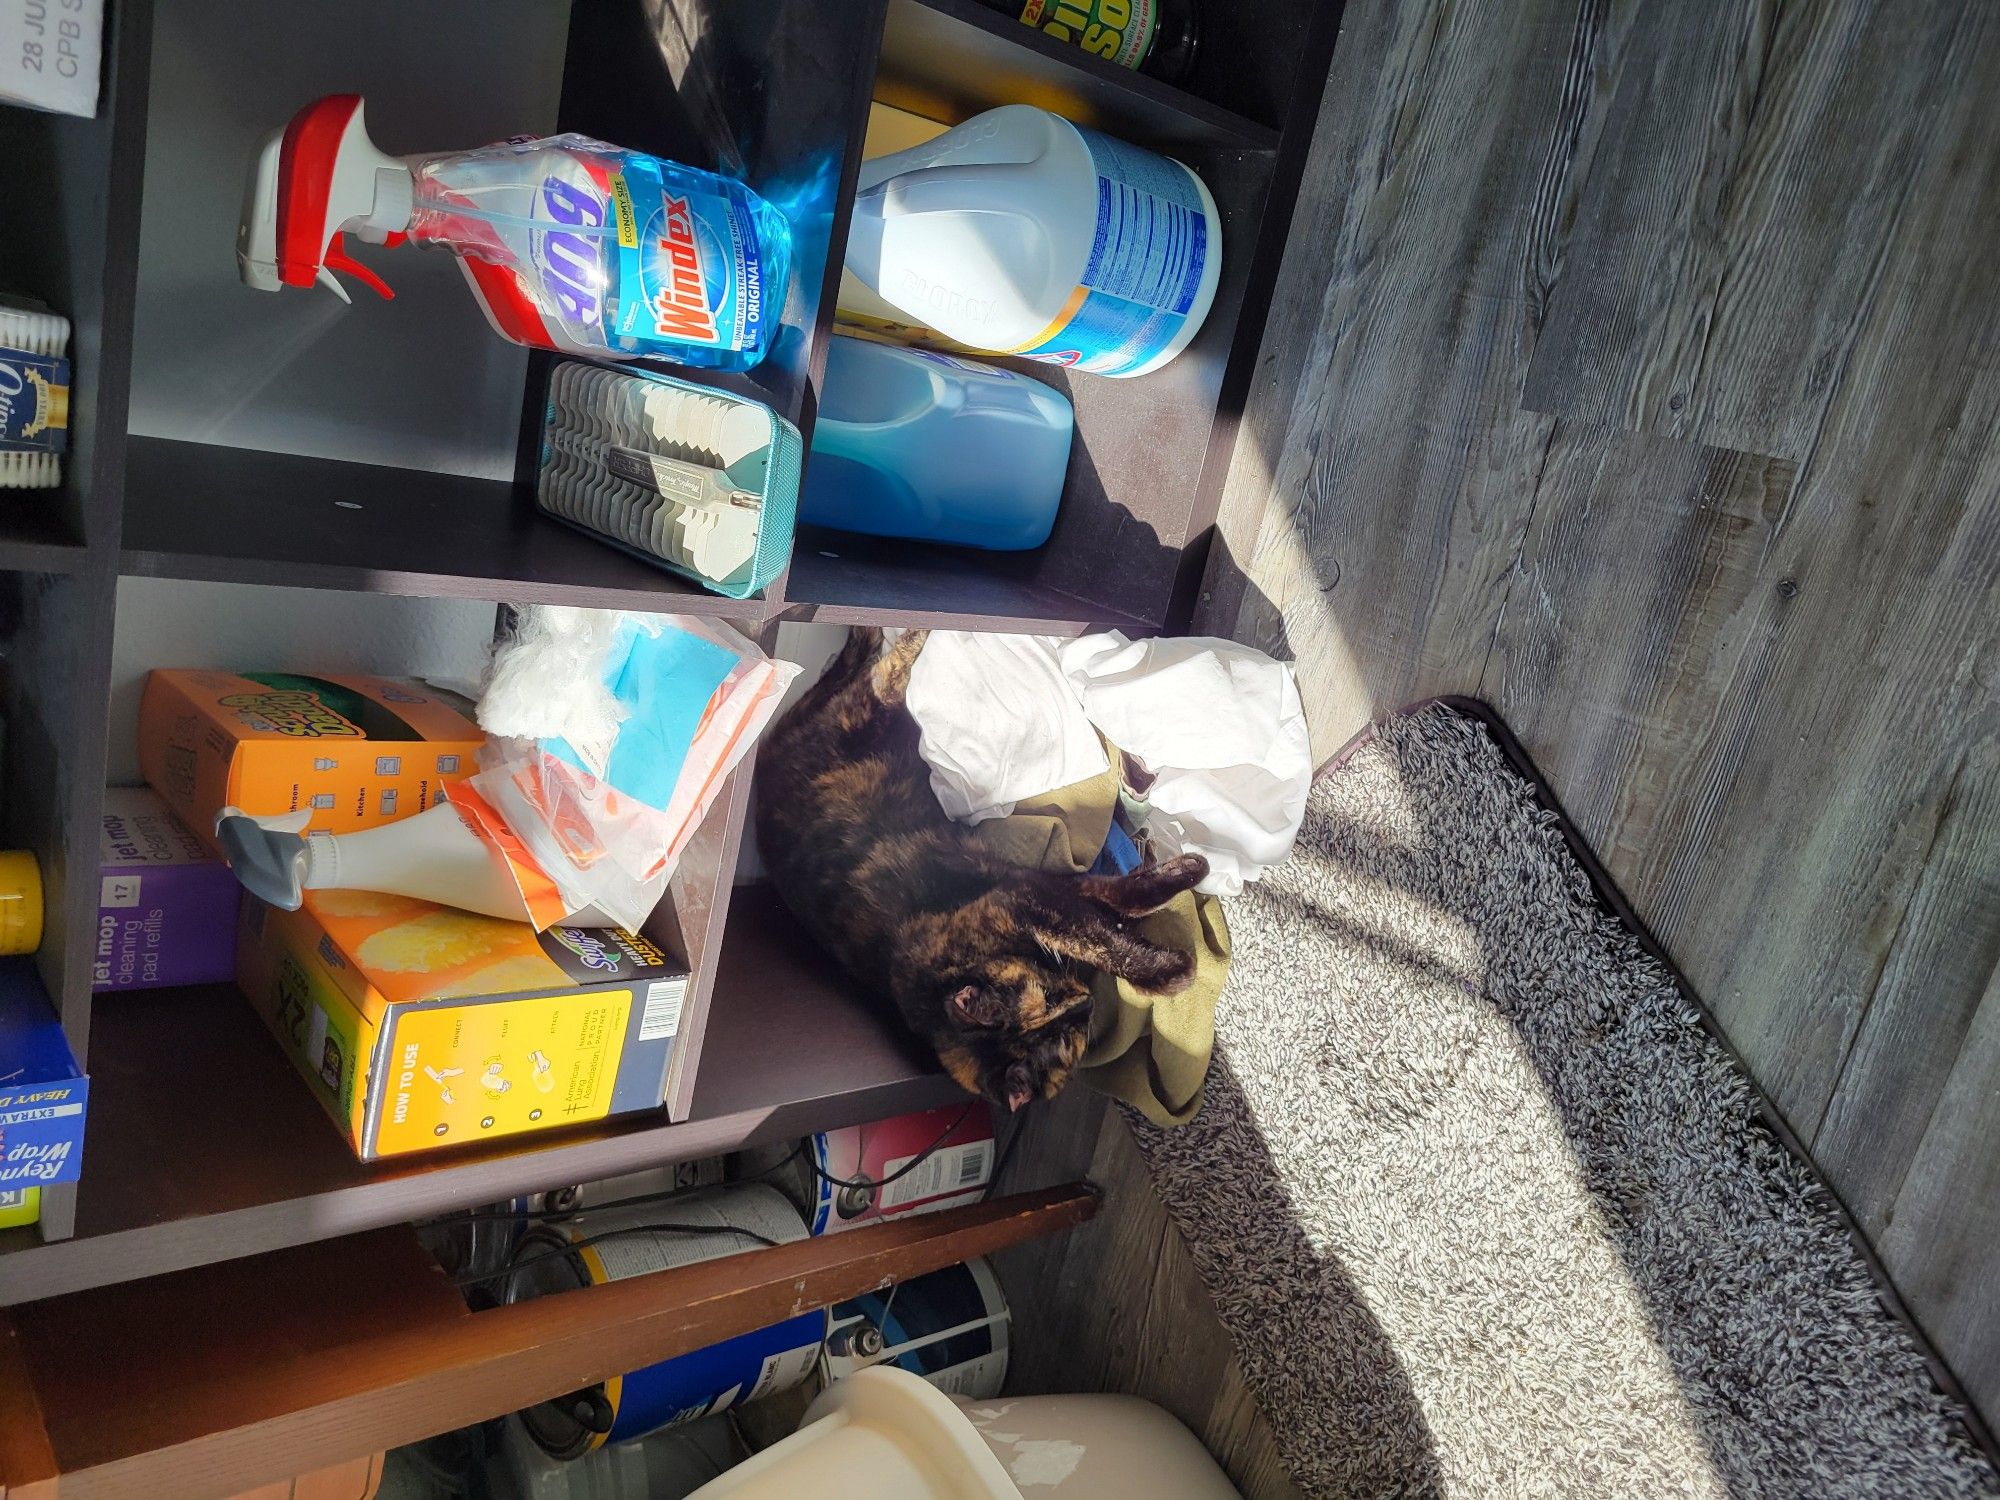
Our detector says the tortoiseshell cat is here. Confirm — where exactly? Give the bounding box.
[756,628,1206,1111]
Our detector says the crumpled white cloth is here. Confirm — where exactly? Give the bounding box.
[1060,633,1312,896]
[907,630,1311,895]
[905,631,1108,823]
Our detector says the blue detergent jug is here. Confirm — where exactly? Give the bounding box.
[802,335,1073,550]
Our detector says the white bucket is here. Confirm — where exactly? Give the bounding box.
[688,1366,1241,1499]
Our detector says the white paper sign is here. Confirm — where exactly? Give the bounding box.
[0,0,102,118]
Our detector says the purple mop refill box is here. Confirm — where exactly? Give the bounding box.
[94,786,242,991]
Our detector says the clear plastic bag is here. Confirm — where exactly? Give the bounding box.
[406,135,793,371]
[467,610,798,930]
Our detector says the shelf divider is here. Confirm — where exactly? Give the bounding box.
[0,0,155,1250]
[118,437,775,618]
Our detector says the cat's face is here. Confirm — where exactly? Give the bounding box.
[929,955,1098,1111]
[903,854,1210,1111]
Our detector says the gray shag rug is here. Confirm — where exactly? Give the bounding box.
[1132,703,1998,1498]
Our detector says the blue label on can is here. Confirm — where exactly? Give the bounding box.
[1012,125,1211,375]
[609,1310,823,1440]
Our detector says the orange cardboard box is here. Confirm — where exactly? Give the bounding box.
[138,670,484,852]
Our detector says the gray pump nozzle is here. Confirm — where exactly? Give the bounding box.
[213,806,312,910]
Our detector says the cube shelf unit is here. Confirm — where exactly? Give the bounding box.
[0,0,1338,1305]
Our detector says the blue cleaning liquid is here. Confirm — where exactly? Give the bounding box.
[411,136,794,373]
[602,156,794,371]
[802,336,1075,550]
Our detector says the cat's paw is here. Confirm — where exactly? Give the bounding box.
[1135,945,1198,995]
[1084,853,1211,917]
[1151,853,1209,892]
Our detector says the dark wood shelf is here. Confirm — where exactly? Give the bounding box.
[0,0,153,1256]
[892,0,1280,151]
[786,536,1158,634]
[0,0,1336,1348]
[119,437,770,616]
[0,1187,1095,1499]
[690,885,963,1121]
[0,515,86,576]
[0,887,958,1307]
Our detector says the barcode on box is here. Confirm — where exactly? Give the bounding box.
[640,977,687,1041]
[880,1139,993,1211]
[957,1140,993,1187]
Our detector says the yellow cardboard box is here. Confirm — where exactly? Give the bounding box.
[237,892,689,1159]
[138,670,485,853]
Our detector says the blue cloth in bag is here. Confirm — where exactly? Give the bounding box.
[546,619,738,809]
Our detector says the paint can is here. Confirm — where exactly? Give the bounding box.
[824,1256,1011,1399]
[423,1157,726,1295]
[736,1102,997,1235]
[507,1183,822,1458]
[418,1193,533,1292]
[544,1154,727,1215]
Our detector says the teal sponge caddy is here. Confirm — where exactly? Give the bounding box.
[535,361,801,601]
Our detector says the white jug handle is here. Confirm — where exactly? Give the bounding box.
[859,163,1045,223]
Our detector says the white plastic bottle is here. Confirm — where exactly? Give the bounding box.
[844,105,1221,379]
[214,801,615,926]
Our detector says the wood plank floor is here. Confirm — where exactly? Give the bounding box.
[1202,0,2000,1436]
[999,0,1999,1482]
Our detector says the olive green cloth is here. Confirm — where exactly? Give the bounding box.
[973,762,1230,1127]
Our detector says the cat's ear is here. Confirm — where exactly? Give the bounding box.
[1003,1062,1036,1113]
[1078,853,1209,917]
[948,984,1008,1028]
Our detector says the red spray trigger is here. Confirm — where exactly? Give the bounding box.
[324,233,394,300]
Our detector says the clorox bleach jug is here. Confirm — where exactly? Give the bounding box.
[844,104,1220,379]
[237,95,792,372]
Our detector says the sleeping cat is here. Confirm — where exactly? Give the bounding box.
[755,627,1206,1111]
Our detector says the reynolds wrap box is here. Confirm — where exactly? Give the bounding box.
[139,670,484,852]
[95,787,241,991]
[238,893,689,1159]
[0,958,87,1191]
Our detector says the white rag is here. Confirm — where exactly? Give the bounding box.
[905,631,1108,823]
[906,630,1311,895]
[1060,633,1312,896]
